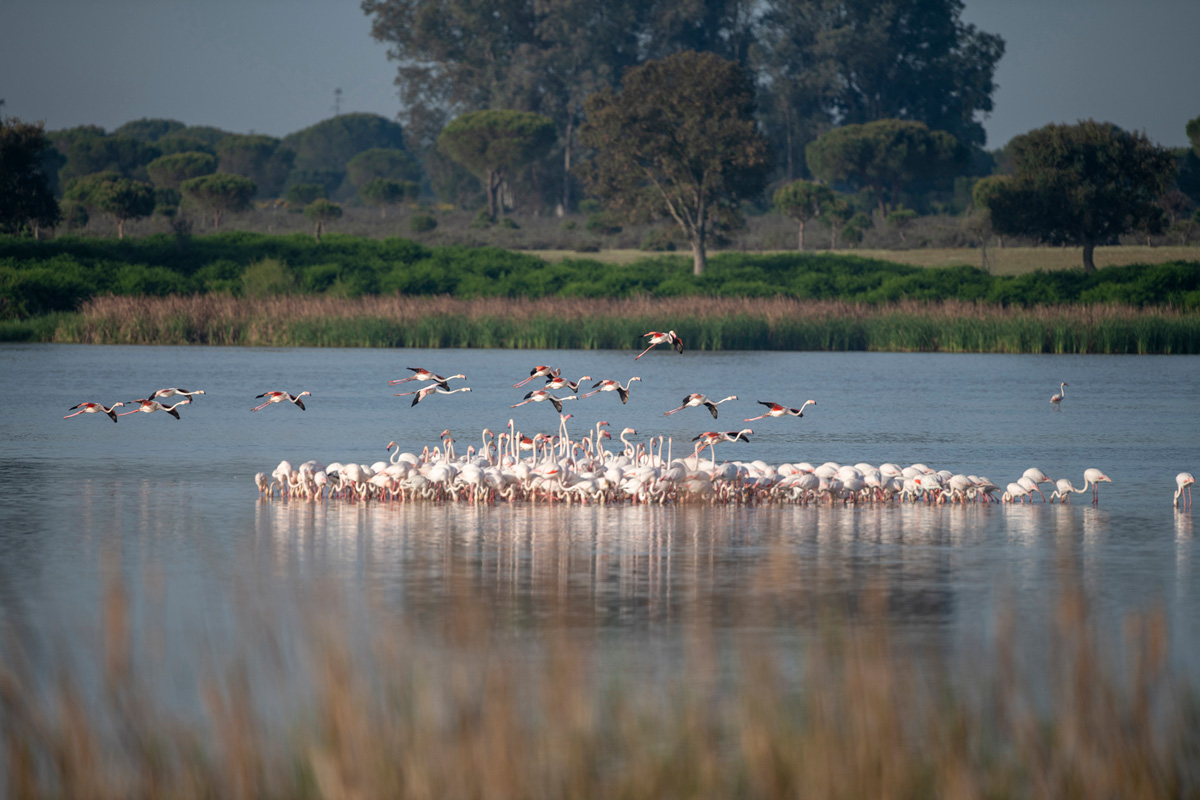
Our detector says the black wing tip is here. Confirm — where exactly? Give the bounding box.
[167,409,181,420]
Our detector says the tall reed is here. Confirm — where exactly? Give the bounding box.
[2,572,1195,799]
[42,294,1200,354]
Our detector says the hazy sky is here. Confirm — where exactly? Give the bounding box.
[2,0,1197,150]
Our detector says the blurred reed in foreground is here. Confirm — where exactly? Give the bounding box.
[2,576,1197,799]
[26,294,1200,353]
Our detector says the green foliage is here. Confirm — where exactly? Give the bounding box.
[283,114,407,174]
[287,183,326,206]
[146,151,217,188]
[240,257,295,297]
[806,119,965,217]
[578,51,771,275]
[304,199,343,242]
[216,135,293,197]
[113,118,186,142]
[53,129,161,184]
[980,120,1177,272]
[0,117,60,234]
[68,173,156,238]
[346,148,421,188]
[438,110,557,218]
[361,178,415,217]
[774,180,836,250]
[409,214,438,234]
[181,173,256,229]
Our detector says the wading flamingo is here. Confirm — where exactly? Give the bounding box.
[1051,382,1068,407]
[744,400,816,422]
[252,391,311,411]
[64,402,124,422]
[635,330,683,359]
[664,394,738,419]
[1082,468,1112,504]
[1176,472,1195,508]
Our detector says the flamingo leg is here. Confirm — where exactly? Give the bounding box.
[634,344,656,360]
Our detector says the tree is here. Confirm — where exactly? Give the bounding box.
[345,147,422,189]
[51,128,161,184]
[181,173,256,230]
[437,110,557,218]
[968,174,1009,269]
[820,197,853,249]
[283,114,407,172]
[805,119,964,218]
[113,118,186,142]
[304,199,343,242]
[773,180,834,250]
[886,207,917,242]
[578,51,771,275]
[146,151,216,188]
[978,120,1177,273]
[0,117,60,235]
[360,178,417,218]
[215,135,293,197]
[286,183,326,207]
[66,172,155,239]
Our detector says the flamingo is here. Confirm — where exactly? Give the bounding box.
[635,330,684,359]
[119,398,191,420]
[744,400,816,422]
[252,391,311,411]
[388,368,465,386]
[664,394,738,419]
[1050,478,1088,503]
[544,374,591,393]
[582,377,641,404]
[395,385,472,407]
[1175,472,1194,508]
[514,365,559,388]
[691,429,751,467]
[510,389,573,413]
[64,401,125,422]
[1082,468,1112,504]
[148,388,206,401]
[1021,467,1054,501]
[1051,381,1068,407]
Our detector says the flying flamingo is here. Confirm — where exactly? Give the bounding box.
[1082,468,1112,504]
[252,391,311,411]
[514,365,559,388]
[664,393,738,419]
[64,401,125,422]
[635,330,684,360]
[1051,381,1068,407]
[510,389,573,413]
[582,377,641,404]
[544,374,591,393]
[1175,472,1195,508]
[691,428,751,466]
[388,368,465,386]
[148,388,206,401]
[395,385,472,407]
[119,398,191,420]
[744,400,816,422]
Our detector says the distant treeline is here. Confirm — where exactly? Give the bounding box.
[2,234,1200,323]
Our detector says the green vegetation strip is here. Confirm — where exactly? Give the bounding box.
[4,294,1195,354]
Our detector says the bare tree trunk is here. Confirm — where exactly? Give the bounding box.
[486,169,499,218]
[117,218,125,240]
[1082,237,1096,273]
[563,118,573,214]
[797,219,805,251]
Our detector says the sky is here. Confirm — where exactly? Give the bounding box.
[1,0,1197,151]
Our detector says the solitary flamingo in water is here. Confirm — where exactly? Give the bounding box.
[744,400,816,422]
[388,367,465,386]
[1176,472,1195,508]
[582,377,641,404]
[148,388,206,401]
[64,401,124,422]
[119,398,191,419]
[1082,468,1112,504]
[510,389,573,413]
[1051,381,1068,408]
[664,393,738,419]
[395,385,472,407]
[635,330,683,359]
[252,391,311,411]
[514,365,559,388]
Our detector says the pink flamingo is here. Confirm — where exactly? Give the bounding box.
[64,401,125,422]
[582,377,642,404]
[1051,381,1067,407]
[635,330,683,359]
[252,391,311,411]
[664,393,738,419]
[544,374,591,393]
[388,367,464,386]
[744,400,816,422]
[1175,472,1194,508]
[148,387,206,401]
[395,385,472,407]
[514,365,559,388]
[119,398,191,420]
[1082,468,1112,504]
[510,389,572,413]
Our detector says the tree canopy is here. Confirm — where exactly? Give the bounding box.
[805,119,964,217]
[113,118,187,143]
[215,135,293,198]
[181,172,256,230]
[773,180,835,250]
[345,147,422,188]
[437,110,557,218]
[146,151,217,188]
[304,199,343,243]
[579,51,771,275]
[0,117,60,235]
[65,172,156,239]
[282,114,407,173]
[978,120,1177,272]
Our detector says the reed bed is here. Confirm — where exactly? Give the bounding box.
[48,294,1200,354]
[2,573,1196,799]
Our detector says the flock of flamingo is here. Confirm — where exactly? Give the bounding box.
[63,331,1196,509]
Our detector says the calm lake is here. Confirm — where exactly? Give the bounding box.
[2,343,1199,694]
